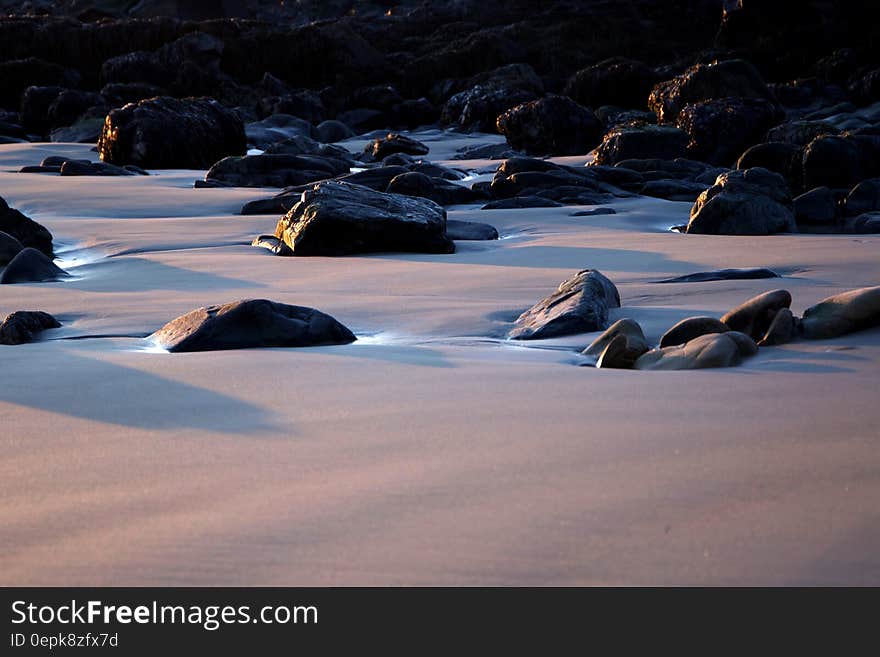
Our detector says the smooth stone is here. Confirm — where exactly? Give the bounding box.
[0,310,60,345]
[757,307,798,346]
[595,333,646,369]
[509,269,620,340]
[582,318,648,369]
[273,181,454,256]
[655,268,780,283]
[150,299,356,353]
[801,286,880,339]
[482,196,563,210]
[0,196,54,257]
[445,220,498,241]
[570,208,617,217]
[720,289,792,339]
[659,316,730,348]
[793,186,837,224]
[634,331,758,370]
[0,247,69,284]
[60,160,134,176]
[0,230,24,265]
[19,165,60,173]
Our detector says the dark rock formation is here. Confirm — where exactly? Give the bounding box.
[656,268,779,283]
[205,154,345,188]
[496,95,602,156]
[592,124,688,166]
[0,247,68,284]
[0,310,60,345]
[0,231,24,265]
[565,57,657,110]
[0,196,53,257]
[801,286,880,339]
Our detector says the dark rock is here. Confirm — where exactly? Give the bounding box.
[596,107,657,129]
[849,68,880,105]
[570,208,617,216]
[0,247,68,284]
[0,197,53,257]
[801,134,864,192]
[408,162,466,181]
[736,142,802,192]
[0,311,60,345]
[757,307,797,346]
[687,168,796,235]
[843,213,880,233]
[640,179,709,202]
[482,196,563,210]
[794,187,837,225]
[615,157,721,182]
[385,172,479,206]
[60,160,134,176]
[801,286,880,339]
[205,154,344,188]
[272,181,454,256]
[0,231,24,265]
[648,59,778,124]
[19,165,60,174]
[592,123,688,166]
[676,97,782,166]
[656,268,780,284]
[98,96,246,169]
[363,133,429,161]
[565,57,658,110]
[509,269,620,340]
[0,58,80,111]
[246,114,314,150]
[445,220,498,241]
[314,120,355,143]
[659,316,729,348]
[50,117,105,143]
[452,143,521,160]
[337,108,386,132]
[496,95,602,156]
[634,331,758,370]
[766,120,838,147]
[843,179,880,217]
[263,135,354,164]
[150,299,355,353]
[721,289,792,340]
[259,90,325,124]
[100,82,165,106]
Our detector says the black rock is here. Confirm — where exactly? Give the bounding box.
[385,172,479,206]
[570,208,617,216]
[736,142,802,192]
[0,247,68,284]
[97,96,246,169]
[592,123,688,166]
[640,179,709,202]
[0,197,53,257]
[766,120,838,147]
[843,179,880,217]
[509,269,620,340]
[482,196,563,210]
[565,57,658,110]
[205,154,345,188]
[314,120,355,143]
[496,95,602,156]
[801,134,865,192]
[272,181,454,256]
[363,133,429,161]
[656,268,780,283]
[60,160,135,176]
[150,299,355,353]
[245,114,314,150]
[445,220,498,240]
[0,231,24,265]
[0,310,61,345]
[794,187,837,225]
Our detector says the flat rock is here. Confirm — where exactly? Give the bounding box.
[801,286,880,339]
[634,331,758,371]
[570,207,617,217]
[655,268,780,283]
[0,310,60,345]
[509,269,620,340]
[481,196,563,210]
[445,220,498,241]
[205,154,344,188]
[721,289,792,340]
[150,299,356,353]
[659,316,729,348]
[0,247,69,284]
[272,181,454,256]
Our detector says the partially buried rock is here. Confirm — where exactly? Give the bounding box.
[205,154,344,188]
[363,133,429,162]
[801,286,880,339]
[720,289,792,340]
[634,331,758,370]
[496,95,602,156]
[0,247,69,284]
[150,299,356,353]
[659,316,729,348]
[0,311,60,345]
[509,269,620,340]
[272,181,454,256]
[0,231,24,265]
[687,168,796,235]
[582,318,648,369]
[655,268,779,283]
[60,160,135,176]
[757,307,797,346]
[0,196,53,257]
[385,172,479,206]
[98,96,246,169]
[482,196,563,210]
[444,220,498,241]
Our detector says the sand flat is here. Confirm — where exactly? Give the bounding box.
[1,137,878,585]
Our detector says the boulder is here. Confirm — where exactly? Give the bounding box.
[98,96,246,169]
[687,168,796,235]
[843,213,880,234]
[385,172,479,206]
[0,247,69,284]
[496,95,602,156]
[766,120,838,147]
[640,179,709,202]
[634,331,758,370]
[150,299,356,353]
[0,231,24,265]
[363,133,429,162]
[205,154,345,188]
[245,114,314,150]
[843,179,880,217]
[801,134,864,191]
[444,220,499,241]
[794,187,837,225]
[757,307,797,346]
[676,97,782,166]
[564,57,658,110]
[648,59,777,124]
[660,316,730,348]
[720,289,792,340]
[0,197,53,257]
[441,63,544,132]
[582,318,648,369]
[592,124,688,166]
[314,120,355,143]
[0,310,61,345]
[735,141,802,192]
[272,181,454,256]
[509,269,620,340]
[801,286,880,339]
